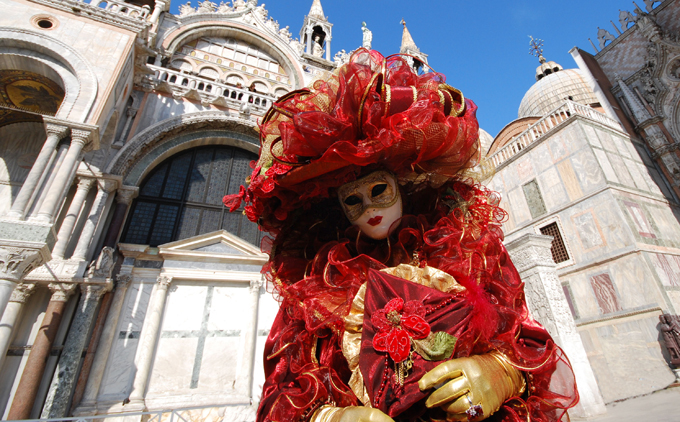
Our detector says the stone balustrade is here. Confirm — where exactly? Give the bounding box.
[149,64,275,112]
[489,100,622,169]
[79,0,150,20]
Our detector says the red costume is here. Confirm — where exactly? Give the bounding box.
[225,50,578,422]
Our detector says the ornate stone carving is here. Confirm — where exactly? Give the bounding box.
[0,247,45,282]
[249,278,263,293]
[179,1,195,16]
[87,247,116,280]
[116,186,139,205]
[157,274,172,288]
[216,1,232,13]
[116,273,132,288]
[10,283,36,303]
[45,124,70,139]
[48,283,77,302]
[334,49,349,65]
[597,27,616,49]
[197,0,216,13]
[619,9,638,32]
[107,112,257,178]
[637,14,662,43]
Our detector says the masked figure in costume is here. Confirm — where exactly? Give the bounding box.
[224,50,578,422]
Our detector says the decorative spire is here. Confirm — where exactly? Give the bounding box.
[529,36,546,64]
[308,0,326,20]
[400,19,420,53]
[615,74,651,122]
[528,36,563,81]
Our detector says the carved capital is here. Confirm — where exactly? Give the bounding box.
[157,274,172,288]
[82,283,110,301]
[10,283,36,303]
[98,179,119,194]
[48,283,78,302]
[0,247,46,283]
[116,273,132,289]
[77,177,96,191]
[249,278,263,293]
[116,186,139,205]
[70,129,92,144]
[45,124,70,139]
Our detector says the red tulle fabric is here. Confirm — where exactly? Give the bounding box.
[224,50,481,234]
[256,183,578,422]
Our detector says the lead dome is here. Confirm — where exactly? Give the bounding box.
[518,63,598,118]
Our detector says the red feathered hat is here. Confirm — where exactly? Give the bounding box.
[224,49,480,233]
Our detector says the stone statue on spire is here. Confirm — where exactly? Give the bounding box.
[362,22,372,49]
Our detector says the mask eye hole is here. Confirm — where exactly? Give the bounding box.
[371,183,388,198]
[344,195,362,206]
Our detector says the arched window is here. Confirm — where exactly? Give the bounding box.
[121,146,260,246]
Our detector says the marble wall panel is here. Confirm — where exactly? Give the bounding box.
[147,337,199,394]
[537,167,568,211]
[596,130,618,153]
[572,211,605,252]
[515,156,535,184]
[548,134,570,163]
[556,159,583,202]
[253,292,278,401]
[501,162,519,193]
[568,273,601,319]
[530,143,553,174]
[579,314,675,402]
[98,282,154,400]
[638,163,663,196]
[646,204,680,246]
[506,187,531,226]
[571,149,605,193]
[592,149,619,184]
[624,158,650,191]
[582,124,602,149]
[649,253,680,288]
[593,200,634,251]
[611,134,632,159]
[146,283,250,398]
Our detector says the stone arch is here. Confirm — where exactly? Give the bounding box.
[161,23,304,88]
[107,111,259,186]
[197,64,221,79]
[0,27,98,123]
[170,57,195,72]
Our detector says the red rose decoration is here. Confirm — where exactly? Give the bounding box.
[371,297,431,363]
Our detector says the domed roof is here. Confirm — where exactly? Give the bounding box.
[518,68,598,118]
[478,128,493,156]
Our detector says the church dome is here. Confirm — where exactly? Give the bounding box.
[518,68,598,118]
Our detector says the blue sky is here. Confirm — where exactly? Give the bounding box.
[168,0,642,136]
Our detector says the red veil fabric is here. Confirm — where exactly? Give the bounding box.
[256,182,578,422]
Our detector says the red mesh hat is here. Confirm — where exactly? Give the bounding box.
[224,49,480,233]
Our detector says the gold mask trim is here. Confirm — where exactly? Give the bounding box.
[337,171,400,222]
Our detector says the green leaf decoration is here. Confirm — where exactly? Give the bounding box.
[413,331,457,361]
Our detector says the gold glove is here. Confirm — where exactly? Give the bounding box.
[418,352,525,421]
[311,405,395,422]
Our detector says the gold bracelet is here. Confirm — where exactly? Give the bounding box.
[311,405,343,422]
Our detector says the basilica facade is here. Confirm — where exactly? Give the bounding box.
[0,0,679,421]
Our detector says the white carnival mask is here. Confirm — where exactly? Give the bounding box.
[338,171,403,240]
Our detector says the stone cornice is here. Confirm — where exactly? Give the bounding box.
[27,0,151,35]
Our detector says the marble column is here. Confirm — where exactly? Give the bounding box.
[102,187,138,248]
[505,234,607,418]
[8,124,69,220]
[325,36,331,61]
[305,29,313,55]
[41,284,109,419]
[148,0,167,24]
[7,283,76,420]
[236,278,262,397]
[127,275,171,410]
[36,130,91,223]
[52,177,95,260]
[0,283,36,371]
[74,274,131,415]
[72,180,117,261]
[0,247,46,318]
